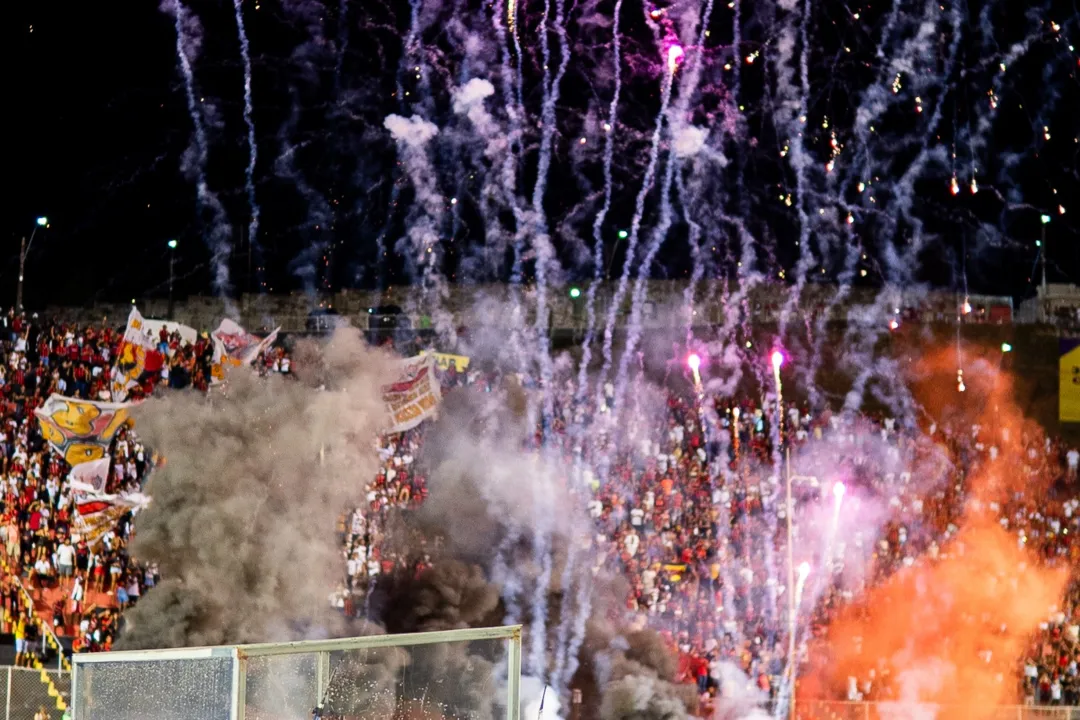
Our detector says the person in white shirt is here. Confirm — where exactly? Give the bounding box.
[1066,448,1079,479]
[55,540,76,585]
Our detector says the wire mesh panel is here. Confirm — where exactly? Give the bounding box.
[72,625,522,720]
[6,667,71,720]
[73,656,234,720]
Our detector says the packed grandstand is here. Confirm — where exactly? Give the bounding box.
[0,307,1077,712]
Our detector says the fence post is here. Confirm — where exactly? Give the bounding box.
[864,701,870,720]
[5,666,11,720]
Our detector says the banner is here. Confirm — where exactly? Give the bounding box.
[110,307,160,400]
[68,457,111,493]
[1061,338,1080,423]
[34,394,133,466]
[73,491,149,548]
[429,351,470,372]
[212,318,280,366]
[385,354,442,433]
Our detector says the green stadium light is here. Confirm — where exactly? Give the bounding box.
[36,216,48,226]
[1040,214,1051,225]
[1035,240,1042,247]
[569,286,581,299]
[617,229,628,240]
[167,239,178,249]
[1001,343,1012,353]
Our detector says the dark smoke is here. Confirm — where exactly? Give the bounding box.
[364,378,698,720]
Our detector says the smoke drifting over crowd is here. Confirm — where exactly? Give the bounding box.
[118,329,396,649]
[111,324,1076,720]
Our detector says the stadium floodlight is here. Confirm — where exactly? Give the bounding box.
[617,229,628,240]
[770,350,784,371]
[36,216,48,226]
[568,286,581,299]
[1040,214,1051,225]
[1001,342,1013,353]
[167,239,178,249]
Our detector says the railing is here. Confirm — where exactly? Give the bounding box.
[0,555,69,672]
[0,667,69,720]
[797,701,1080,720]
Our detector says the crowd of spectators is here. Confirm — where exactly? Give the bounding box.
[339,357,1080,711]
[0,307,1076,712]
[0,309,287,666]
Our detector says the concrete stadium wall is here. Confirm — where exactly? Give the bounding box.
[44,281,1015,335]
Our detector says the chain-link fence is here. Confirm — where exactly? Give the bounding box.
[1,667,70,720]
[798,700,1080,720]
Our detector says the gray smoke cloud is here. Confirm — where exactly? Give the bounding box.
[118,328,397,649]
[363,377,700,720]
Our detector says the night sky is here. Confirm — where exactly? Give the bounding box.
[5,0,1079,310]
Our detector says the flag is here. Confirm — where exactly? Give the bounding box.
[68,457,111,493]
[110,307,160,400]
[212,318,280,366]
[385,354,442,433]
[1061,338,1080,423]
[73,491,149,548]
[34,394,133,466]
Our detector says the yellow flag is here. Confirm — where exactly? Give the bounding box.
[1061,339,1080,423]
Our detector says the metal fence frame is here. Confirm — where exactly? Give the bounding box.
[798,700,1080,720]
[1,666,70,720]
[71,625,522,720]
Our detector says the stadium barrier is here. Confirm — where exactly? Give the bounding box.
[72,625,523,720]
[797,700,1080,720]
[0,667,70,720]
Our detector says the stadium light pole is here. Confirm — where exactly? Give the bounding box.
[16,216,48,312]
[167,239,178,319]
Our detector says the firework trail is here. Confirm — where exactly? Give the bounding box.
[775,0,815,338]
[842,0,965,414]
[598,42,680,413]
[333,0,349,94]
[574,0,625,411]
[490,0,530,379]
[617,0,716,407]
[164,0,232,297]
[233,0,261,274]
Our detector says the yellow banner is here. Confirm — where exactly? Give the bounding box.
[430,352,470,372]
[1061,339,1080,423]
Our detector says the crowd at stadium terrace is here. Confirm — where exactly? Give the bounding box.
[0,308,1076,710]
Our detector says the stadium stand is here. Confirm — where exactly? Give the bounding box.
[0,308,1077,712]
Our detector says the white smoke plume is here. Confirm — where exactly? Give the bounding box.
[384,113,440,147]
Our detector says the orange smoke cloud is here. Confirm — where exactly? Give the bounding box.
[798,345,1072,717]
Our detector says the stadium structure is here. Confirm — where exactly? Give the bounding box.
[71,626,522,720]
